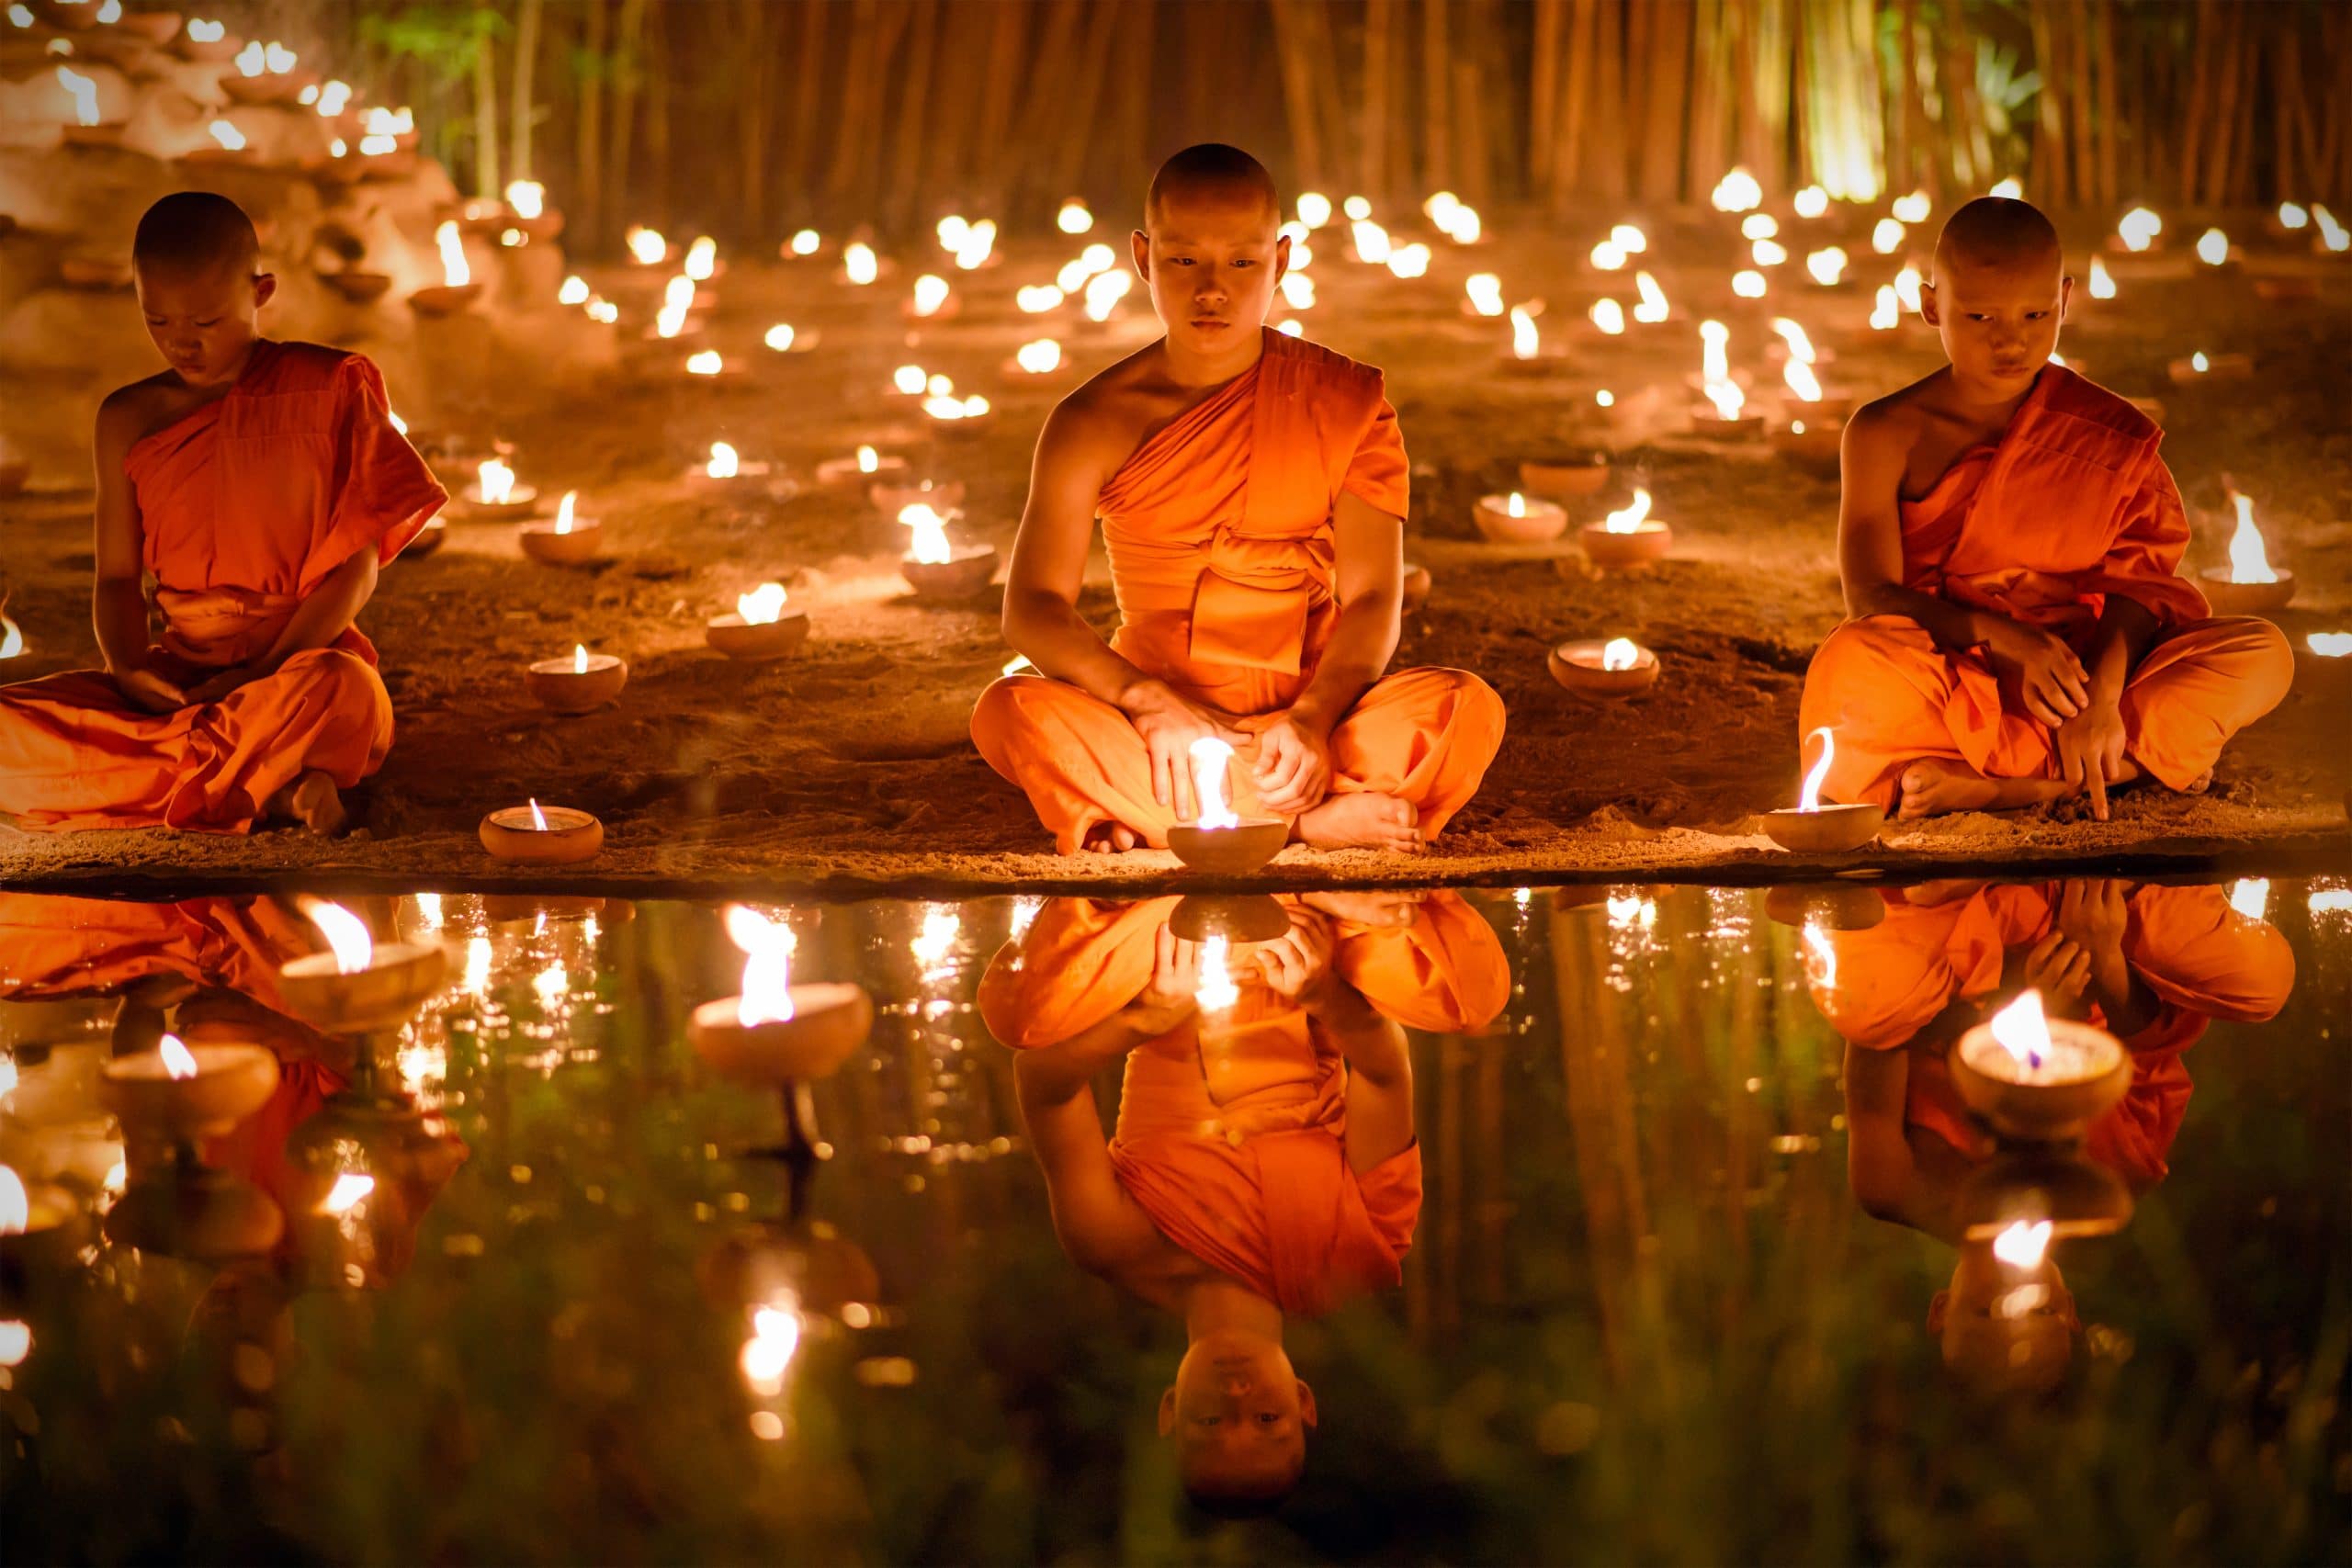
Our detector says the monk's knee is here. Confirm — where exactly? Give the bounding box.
[2210,616,2295,716]
[293,649,388,714]
[971,675,1066,767]
[1437,668,1507,761]
[1801,618,1928,719]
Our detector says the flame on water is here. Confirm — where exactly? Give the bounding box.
[1465,273,1504,317]
[1989,177,2023,197]
[706,441,740,479]
[2311,888,2352,914]
[160,1032,198,1079]
[528,798,549,830]
[1188,737,1238,829]
[1989,988,2052,1073]
[2194,227,2228,265]
[1296,192,1332,228]
[1770,317,1816,363]
[434,220,469,288]
[899,503,953,566]
[844,241,878,285]
[1600,637,1640,672]
[0,615,21,659]
[1891,189,1931,223]
[741,1300,803,1395]
[1797,726,1835,811]
[1589,239,1626,270]
[0,1167,24,1235]
[2223,493,2277,584]
[1351,220,1391,265]
[1633,271,1668,322]
[911,907,960,978]
[911,274,950,316]
[1016,338,1062,374]
[1193,933,1241,1013]
[2308,632,2352,658]
[1871,217,1905,254]
[2088,256,2116,299]
[737,581,787,625]
[1793,185,1830,219]
[207,118,245,151]
[1992,1217,2052,1269]
[2228,877,2269,919]
[1601,488,1652,535]
[301,898,375,974]
[684,236,718,282]
[788,228,820,255]
[1870,284,1900,331]
[2315,205,2348,252]
[2118,207,2162,251]
[1016,284,1063,313]
[725,905,797,1026]
[1712,167,1761,212]
[627,226,666,265]
[477,457,514,504]
[321,1173,374,1214]
[56,64,97,125]
[1589,298,1625,334]
[559,275,589,305]
[1057,198,1092,234]
[1782,358,1823,402]
[505,179,545,220]
[1510,306,1540,359]
[1805,247,1847,285]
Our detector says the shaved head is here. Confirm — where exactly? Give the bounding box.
[1146,142,1279,231]
[1933,196,2062,285]
[133,190,259,279]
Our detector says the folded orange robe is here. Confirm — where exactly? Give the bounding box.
[973,329,1505,851]
[1799,367,2293,807]
[0,341,446,831]
[0,889,322,1013]
[1811,882,2293,1186]
[979,892,1508,1314]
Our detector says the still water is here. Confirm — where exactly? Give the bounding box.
[1,876,2345,1563]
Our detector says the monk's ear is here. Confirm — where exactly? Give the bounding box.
[2057,273,2074,320]
[252,271,277,310]
[1273,230,1291,283]
[1130,228,1151,283]
[1157,1385,1178,1436]
[1295,1380,1317,1429]
[1917,281,1940,326]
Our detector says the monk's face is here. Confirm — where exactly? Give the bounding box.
[136,260,274,389]
[1921,252,2069,397]
[1159,1330,1316,1504]
[1132,186,1288,355]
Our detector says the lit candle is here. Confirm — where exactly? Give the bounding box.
[0,611,22,660]
[1547,635,1659,697]
[1761,727,1884,852]
[528,643,628,714]
[2167,346,2253,385]
[898,503,999,600]
[1632,270,1669,323]
[461,455,538,518]
[2193,227,2230,266]
[1473,490,1568,544]
[277,898,451,1034]
[1464,273,1505,317]
[688,906,874,1082]
[815,443,907,489]
[1164,738,1288,874]
[842,241,878,285]
[480,797,605,864]
[2087,256,2116,299]
[706,581,809,661]
[1804,247,1847,286]
[99,1030,280,1148]
[1710,167,1761,212]
[2199,488,2294,613]
[518,490,603,565]
[1792,186,1829,220]
[786,228,821,255]
[409,220,480,315]
[1578,487,1671,568]
[1013,337,1065,374]
[1951,988,2129,1142]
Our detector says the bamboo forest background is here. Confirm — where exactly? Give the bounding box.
[239,0,2348,254]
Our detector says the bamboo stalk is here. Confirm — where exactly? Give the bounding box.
[576,0,605,249]
[886,0,938,230]
[642,0,668,227]
[2096,0,2119,209]
[470,3,498,200]
[1637,0,1690,202]
[1422,0,1452,199]
[1550,0,1595,211]
[783,0,828,213]
[1268,0,1327,191]
[607,0,646,236]
[1529,0,1562,193]
[1363,0,1394,202]
[509,0,540,185]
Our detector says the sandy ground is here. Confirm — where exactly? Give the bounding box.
[2,212,2346,894]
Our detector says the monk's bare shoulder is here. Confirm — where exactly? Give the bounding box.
[1839,385,1925,475]
[1038,348,1161,472]
[94,375,180,457]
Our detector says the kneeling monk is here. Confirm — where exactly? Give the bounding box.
[0,192,445,836]
[1799,196,2292,821]
[974,143,1504,853]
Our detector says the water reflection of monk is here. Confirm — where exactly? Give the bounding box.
[978,890,1507,1514]
[1811,878,2293,1392]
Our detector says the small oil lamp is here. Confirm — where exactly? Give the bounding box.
[690,902,875,1092]
[1578,486,1671,568]
[904,273,957,321]
[1761,726,1884,852]
[409,220,481,315]
[99,1030,279,1145]
[1010,337,1066,376]
[0,1163,83,1277]
[518,491,602,565]
[2200,488,2294,614]
[763,321,820,354]
[2166,348,2253,385]
[1400,561,1431,617]
[458,456,539,521]
[815,443,907,490]
[692,441,778,494]
[1804,247,1849,287]
[181,116,252,165]
[871,476,963,515]
[1464,273,1505,318]
[1519,453,1611,500]
[922,392,995,435]
[1548,636,1659,697]
[277,899,449,1038]
[1694,378,1759,436]
[1165,738,1287,875]
[175,17,242,63]
[1474,490,1568,544]
[56,64,127,148]
[684,349,743,380]
[898,503,998,600]
[528,642,628,713]
[1773,359,1847,465]
[706,581,808,660]
[1950,989,2130,1143]
[1501,305,1568,373]
[480,797,605,863]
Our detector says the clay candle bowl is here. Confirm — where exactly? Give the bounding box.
[480,801,605,864]
[100,1034,280,1145]
[323,269,394,304]
[2166,351,2253,386]
[0,1167,83,1277]
[1949,990,2130,1144]
[402,520,447,559]
[903,547,999,601]
[1170,894,1292,946]
[816,446,909,491]
[408,281,482,316]
[278,904,450,1036]
[1763,727,1885,853]
[1519,455,1611,500]
[1549,637,1659,697]
[457,459,539,522]
[1400,562,1431,616]
[692,444,778,496]
[1165,737,1287,876]
[1578,488,1672,569]
[518,491,602,565]
[872,478,963,515]
[1773,418,1844,468]
[62,123,130,151]
[689,906,875,1083]
[706,582,808,660]
[2200,570,2295,615]
[1474,491,1568,545]
[530,646,628,713]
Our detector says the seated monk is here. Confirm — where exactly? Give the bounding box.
[973,143,1504,854]
[1800,196,2292,822]
[0,192,446,837]
[1812,875,2294,1392]
[979,890,1508,1514]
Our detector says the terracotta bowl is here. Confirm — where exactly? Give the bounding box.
[1519,457,1611,499]
[1760,803,1884,853]
[1473,493,1569,544]
[1691,412,1767,438]
[480,805,605,863]
[1761,883,1887,932]
[1955,1148,2134,1240]
[1772,422,1844,467]
[176,33,243,64]
[279,942,449,1035]
[1578,520,1673,569]
[1165,818,1289,875]
[454,487,541,524]
[2199,570,2294,615]
[394,519,446,559]
[323,270,393,304]
[1400,562,1431,617]
[527,657,628,714]
[688,985,875,1083]
[1169,894,1292,945]
[409,283,483,317]
[902,547,999,601]
[1950,1019,2132,1144]
[61,123,129,151]
[518,521,603,565]
[705,612,810,660]
[1548,639,1660,697]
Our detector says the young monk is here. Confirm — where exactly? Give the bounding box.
[1801,196,2293,822]
[980,891,1508,1514]
[0,191,445,837]
[974,143,1504,854]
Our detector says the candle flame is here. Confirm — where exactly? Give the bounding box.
[477,457,514,504]
[1770,317,1816,363]
[500,178,544,220]
[301,898,375,974]
[1733,269,1768,298]
[725,905,796,1027]
[2194,227,2228,265]
[571,643,590,674]
[1016,337,1063,373]
[627,226,666,265]
[1057,198,1092,234]
[1296,191,1332,228]
[1805,246,1847,285]
[1632,270,1668,322]
[2088,255,2116,299]
[55,64,97,126]
[2228,877,2268,919]
[706,441,739,479]
[206,118,245,151]
[553,491,576,534]
[187,17,224,42]
[1871,217,1905,254]
[1465,273,1504,316]
[899,503,953,566]
[1081,268,1130,321]
[1794,185,1830,218]
[1698,317,1730,379]
[2190,351,2211,373]
[2117,206,2162,251]
[1752,239,1788,266]
[686,350,723,376]
[1510,305,1538,359]
[787,228,820,255]
[153,1032,198,1079]
[559,275,589,305]
[1189,736,1238,829]
[0,615,21,659]
[321,1173,374,1214]
[737,581,787,625]
[1894,265,1922,310]
[1600,637,1639,672]
[856,445,878,473]
[911,274,950,316]
[1703,380,1746,421]
[684,235,718,282]
[1989,988,2052,1073]
[1992,1217,2052,1269]
[1016,283,1063,312]
[2277,201,2308,230]
[2223,492,2277,584]
[1782,358,1823,402]
[1891,189,1931,223]
[1351,219,1392,265]
[1601,488,1652,534]
[1589,298,1625,334]
[528,797,548,830]
[1504,491,1527,518]
[844,241,878,285]
[0,1166,23,1235]
[1797,726,1835,811]
[1589,239,1626,270]
[2316,206,2348,252]
[1870,284,1899,330]
[763,322,796,351]
[1711,167,1761,212]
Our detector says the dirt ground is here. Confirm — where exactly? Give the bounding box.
[2,211,2346,894]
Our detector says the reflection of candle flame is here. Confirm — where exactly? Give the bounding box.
[1510,305,1538,359]
[1601,488,1652,534]
[1992,1217,2052,1269]
[1782,358,1822,401]
[1600,637,1639,672]
[435,220,469,288]
[2228,877,2268,919]
[1195,935,1239,1013]
[2223,492,2277,584]
[302,898,375,973]
[707,442,739,479]
[159,1033,199,1079]
[737,581,787,625]
[1797,727,1835,811]
[1188,737,1238,829]
[911,907,959,979]
[741,1300,802,1395]
[725,905,796,1026]
[1989,988,2051,1073]
[321,1173,374,1214]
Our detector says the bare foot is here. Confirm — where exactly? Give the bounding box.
[265,770,348,836]
[1894,760,2068,821]
[2177,767,2212,795]
[1080,821,1141,852]
[1294,792,1425,852]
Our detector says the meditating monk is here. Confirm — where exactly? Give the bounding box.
[1800,195,2292,822]
[979,890,1507,1514]
[0,191,445,837]
[973,143,1504,854]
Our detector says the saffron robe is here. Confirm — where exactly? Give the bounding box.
[972,329,1505,852]
[1798,367,2292,807]
[979,892,1509,1314]
[1811,881,2293,1187]
[0,342,445,831]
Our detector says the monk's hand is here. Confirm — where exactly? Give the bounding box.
[1119,679,1243,823]
[1251,713,1334,817]
[2053,699,2129,820]
[1253,907,1335,1000]
[1127,926,1201,1031]
[2016,930,2093,1013]
[2054,877,2132,961]
[182,662,267,706]
[1983,619,2090,728]
[111,666,189,714]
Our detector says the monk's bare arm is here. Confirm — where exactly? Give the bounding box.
[91,395,156,676]
[1842,1043,1926,1227]
[1013,1048,1160,1275]
[257,547,379,670]
[1311,987,1414,1174]
[1001,399,1151,705]
[1836,402,1994,649]
[1287,491,1402,735]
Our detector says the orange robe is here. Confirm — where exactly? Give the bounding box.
[0,342,445,832]
[979,892,1509,1314]
[1798,367,2292,807]
[972,329,1505,852]
[1811,882,2293,1186]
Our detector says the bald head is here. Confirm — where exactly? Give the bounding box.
[1932,196,2062,285]
[133,191,259,280]
[1146,143,1279,232]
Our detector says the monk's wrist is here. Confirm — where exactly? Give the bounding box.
[1114,675,1174,716]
